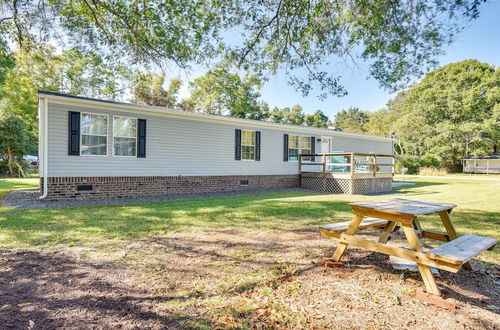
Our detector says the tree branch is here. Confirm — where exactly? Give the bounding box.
[238,0,283,66]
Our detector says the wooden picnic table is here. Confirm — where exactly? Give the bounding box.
[320,198,497,296]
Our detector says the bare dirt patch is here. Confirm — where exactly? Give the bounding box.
[0,251,204,329]
[1,229,499,329]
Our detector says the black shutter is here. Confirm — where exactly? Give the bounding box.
[235,129,242,160]
[283,134,289,161]
[137,119,146,158]
[255,131,261,161]
[68,111,80,156]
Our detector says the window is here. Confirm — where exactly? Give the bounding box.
[288,135,299,161]
[301,136,312,161]
[113,116,137,156]
[287,135,314,161]
[241,130,256,160]
[80,113,108,156]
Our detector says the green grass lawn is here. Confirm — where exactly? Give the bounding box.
[0,176,498,263]
[0,177,498,328]
[0,177,39,199]
[395,173,500,179]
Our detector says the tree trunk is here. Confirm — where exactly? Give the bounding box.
[6,146,14,177]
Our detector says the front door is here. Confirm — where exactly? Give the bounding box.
[321,137,331,153]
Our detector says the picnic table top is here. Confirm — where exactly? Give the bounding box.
[348,198,456,216]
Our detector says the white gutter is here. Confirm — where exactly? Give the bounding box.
[39,97,48,199]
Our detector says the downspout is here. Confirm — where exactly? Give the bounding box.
[39,97,49,199]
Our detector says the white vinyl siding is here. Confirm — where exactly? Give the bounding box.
[80,113,108,156]
[45,102,393,177]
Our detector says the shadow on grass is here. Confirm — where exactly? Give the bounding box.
[0,191,354,246]
[392,181,447,196]
[0,190,498,252]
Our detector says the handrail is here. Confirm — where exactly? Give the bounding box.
[299,153,394,158]
[298,152,395,178]
[301,163,395,167]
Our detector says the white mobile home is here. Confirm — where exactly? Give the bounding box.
[462,153,500,174]
[38,91,394,201]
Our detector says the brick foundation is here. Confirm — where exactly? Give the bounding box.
[40,175,300,201]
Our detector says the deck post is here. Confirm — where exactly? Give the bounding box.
[350,153,355,179]
[298,155,302,175]
[392,156,395,176]
[322,154,327,178]
[371,155,377,177]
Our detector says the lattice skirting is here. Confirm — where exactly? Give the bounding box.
[301,177,392,195]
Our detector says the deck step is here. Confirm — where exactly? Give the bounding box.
[427,235,497,265]
[320,217,388,234]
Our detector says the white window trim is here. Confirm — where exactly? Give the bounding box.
[80,112,109,157]
[112,115,138,157]
[288,135,313,162]
[241,129,256,161]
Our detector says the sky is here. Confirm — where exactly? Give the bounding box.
[257,0,500,117]
[174,1,500,119]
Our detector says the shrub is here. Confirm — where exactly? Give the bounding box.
[0,114,36,177]
[418,166,449,176]
[395,155,439,174]
[0,158,30,177]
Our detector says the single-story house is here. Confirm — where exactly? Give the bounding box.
[37,91,394,201]
[462,152,500,174]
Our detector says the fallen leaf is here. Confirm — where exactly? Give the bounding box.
[486,305,499,311]
[402,289,415,295]
[0,304,10,310]
[17,302,32,307]
[29,320,35,329]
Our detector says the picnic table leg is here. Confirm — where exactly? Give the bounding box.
[331,214,364,262]
[438,211,473,271]
[401,222,441,296]
[378,221,397,244]
[413,217,423,238]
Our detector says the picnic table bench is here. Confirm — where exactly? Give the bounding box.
[319,198,497,296]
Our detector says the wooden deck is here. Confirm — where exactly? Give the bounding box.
[299,153,395,194]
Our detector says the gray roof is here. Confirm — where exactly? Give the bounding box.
[463,152,500,160]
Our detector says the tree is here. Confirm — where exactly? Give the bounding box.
[332,107,370,133]
[0,45,128,132]
[0,0,487,98]
[131,73,181,107]
[0,40,14,85]
[270,105,305,126]
[187,69,266,119]
[0,114,35,177]
[304,110,329,128]
[380,60,500,167]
